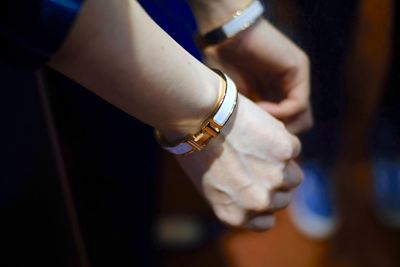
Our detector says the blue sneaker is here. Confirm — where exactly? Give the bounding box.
[289,162,339,240]
[373,159,400,228]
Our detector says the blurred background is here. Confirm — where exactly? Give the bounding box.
[1,0,400,266]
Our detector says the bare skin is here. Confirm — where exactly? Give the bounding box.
[49,0,303,231]
[189,0,313,134]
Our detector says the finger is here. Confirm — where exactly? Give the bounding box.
[257,61,310,120]
[271,191,292,210]
[286,108,314,134]
[289,134,302,158]
[237,184,270,212]
[247,214,276,232]
[257,98,308,120]
[279,160,304,190]
[273,132,302,161]
[214,204,247,228]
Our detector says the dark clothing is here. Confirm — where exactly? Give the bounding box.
[0,0,84,68]
[0,1,196,266]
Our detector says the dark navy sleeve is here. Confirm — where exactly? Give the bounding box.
[0,0,84,68]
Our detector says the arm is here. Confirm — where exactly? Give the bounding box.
[50,0,303,231]
[188,0,313,134]
[49,0,219,139]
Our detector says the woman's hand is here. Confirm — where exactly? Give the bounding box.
[49,0,304,231]
[203,19,312,134]
[177,94,303,231]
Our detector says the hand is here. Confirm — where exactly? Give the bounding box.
[202,19,312,134]
[177,94,303,231]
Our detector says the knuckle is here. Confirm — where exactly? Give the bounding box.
[292,137,302,157]
[277,138,295,160]
[240,186,270,212]
[286,161,304,188]
[226,217,244,228]
[274,174,287,189]
[296,169,305,186]
[297,102,309,113]
[277,120,286,129]
[273,120,286,131]
[250,196,270,212]
[215,208,245,228]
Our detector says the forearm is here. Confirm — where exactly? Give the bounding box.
[45,0,304,232]
[188,0,252,32]
[49,0,219,138]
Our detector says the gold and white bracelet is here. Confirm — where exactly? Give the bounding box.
[197,0,265,47]
[155,69,238,155]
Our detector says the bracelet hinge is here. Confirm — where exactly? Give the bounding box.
[188,120,221,151]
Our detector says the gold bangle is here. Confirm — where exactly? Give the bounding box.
[155,69,238,155]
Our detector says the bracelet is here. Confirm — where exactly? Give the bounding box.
[155,69,238,155]
[197,0,265,47]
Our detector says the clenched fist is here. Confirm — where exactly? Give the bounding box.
[177,94,303,231]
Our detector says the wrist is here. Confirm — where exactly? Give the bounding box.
[156,69,238,155]
[157,68,221,142]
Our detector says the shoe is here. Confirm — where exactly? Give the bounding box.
[289,162,338,240]
[373,159,400,228]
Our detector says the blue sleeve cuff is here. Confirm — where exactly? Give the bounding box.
[0,0,84,68]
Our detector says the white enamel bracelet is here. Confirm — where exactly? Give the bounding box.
[198,0,265,47]
[155,70,238,155]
